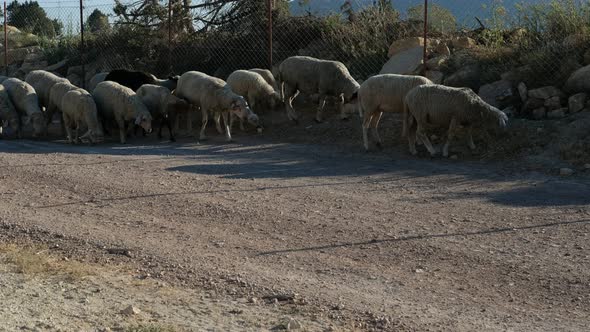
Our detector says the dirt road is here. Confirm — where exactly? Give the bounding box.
[1,135,589,331]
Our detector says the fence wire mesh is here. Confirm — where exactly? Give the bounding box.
[1,0,589,91]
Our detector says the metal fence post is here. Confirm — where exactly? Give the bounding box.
[168,0,172,74]
[4,1,7,76]
[422,0,428,76]
[79,0,85,88]
[267,0,273,70]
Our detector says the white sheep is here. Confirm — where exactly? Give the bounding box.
[136,84,190,142]
[226,70,282,131]
[61,88,103,144]
[248,68,279,92]
[277,56,359,123]
[2,78,46,137]
[46,81,79,133]
[25,70,68,110]
[88,72,108,93]
[0,84,19,138]
[150,74,180,91]
[92,81,152,144]
[357,74,433,151]
[174,71,260,142]
[404,84,508,157]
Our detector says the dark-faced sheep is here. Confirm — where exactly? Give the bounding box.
[136,84,190,142]
[404,84,508,157]
[105,69,179,92]
[277,56,359,123]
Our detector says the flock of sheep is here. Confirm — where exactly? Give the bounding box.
[0,55,508,157]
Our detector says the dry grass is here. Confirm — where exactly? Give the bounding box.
[0,243,96,279]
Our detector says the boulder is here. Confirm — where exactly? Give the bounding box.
[568,93,587,113]
[584,49,590,66]
[565,64,590,93]
[547,108,567,119]
[443,65,481,91]
[543,96,561,111]
[532,107,546,120]
[1,46,41,66]
[67,73,81,87]
[522,97,544,114]
[528,86,564,100]
[45,59,69,75]
[478,80,513,108]
[451,36,476,50]
[517,82,528,102]
[379,47,423,75]
[5,25,39,48]
[425,70,443,84]
[387,37,424,58]
[425,56,448,71]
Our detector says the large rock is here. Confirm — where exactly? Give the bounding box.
[565,64,590,93]
[67,73,81,87]
[532,107,546,120]
[1,46,41,66]
[547,108,566,119]
[584,49,590,65]
[425,70,443,84]
[387,37,424,58]
[426,56,448,71]
[443,65,481,91]
[5,25,39,48]
[528,86,564,100]
[451,36,476,50]
[522,97,544,114]
[45,59,69,75]
[544,96,561,111]
[478,80,513,108]
[380,47,423,75]
[568,93,587,113]
[435,42,451,57]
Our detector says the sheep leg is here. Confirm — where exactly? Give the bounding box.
[73,120,80,144]
[337,95,349,120]
[283,83,298,123]
[214,112,223,134]
[467,126,476,150]
[370,111,383,150]
[443,118,457,158]
[362,110,374,151]
[199,109,208,141]
[117,118,126,144]
[417,126,436,156]
[222,112,232,142]
[315,96,327,123]
[63,113,74,144]
[165,117,175,142]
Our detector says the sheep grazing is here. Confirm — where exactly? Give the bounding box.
[277,56,359,123]
[25,70,68,111]
[404,84,508,157]
[248,68,279,93]
[61,88,103,144]
[358,74,432,151]
[47,81,79,133]
[2,78,46,137]
[227,70,282,130]
[0,84,20,138]
[175,71,260,142]
[136,84,190,142]
[88,72,108,93]
[92,81,152,144]
[105,69,178,92]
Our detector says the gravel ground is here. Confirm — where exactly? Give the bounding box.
[1,119,590,331]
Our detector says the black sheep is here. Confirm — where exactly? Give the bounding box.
[104,69,156,92]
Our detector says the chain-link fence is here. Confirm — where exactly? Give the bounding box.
[2,0,589,91]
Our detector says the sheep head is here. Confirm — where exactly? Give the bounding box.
[135,112,153,134]
[30,113,46,137]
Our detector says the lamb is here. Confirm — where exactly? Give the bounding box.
[0,84,19,138]
[61,88,103,144]
[92,81,152,144]
[227,70,282,130]
[136,84,190,142]
[248,68,279,92]
[357,74,433,151]
[277,56,360,123]
[88,72,108,93]
[46,81,79,131]
[25,70,68,111]
[2,78,46,137]
[404,84,508,157]
[105,69,178,92]
[174,71,260,142]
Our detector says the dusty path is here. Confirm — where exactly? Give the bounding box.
[1,136,589,331]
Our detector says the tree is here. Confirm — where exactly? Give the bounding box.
[407,3,457,34]
[87,9,110,33]
[7,1,62,37]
